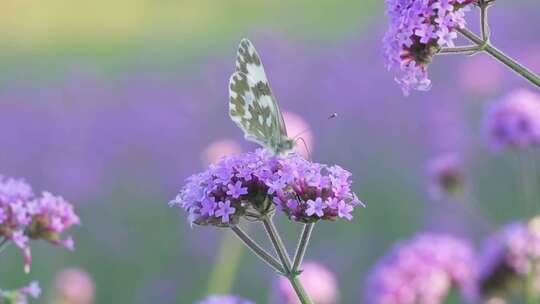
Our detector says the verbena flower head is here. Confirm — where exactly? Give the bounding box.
[0,175,80,272]
[270,261,339,304]
[426,154,464,200]
[0,281,41,304]
[383,0,478,95]
[196,295,254,304]
[364,233,476,304]
[476,217,540,299]
[483,88,540,150]
[170,149,362,226]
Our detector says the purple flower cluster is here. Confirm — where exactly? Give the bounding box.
[364,233,476,304]
[0,175,80,272]
[196,295,254,304]
[0,281,41,304]
[271,261,339,304]
[383,0,477,95]
[476,218,540,299]
[483,88,540,150]
[170,149,361,226]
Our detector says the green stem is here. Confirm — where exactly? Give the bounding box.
[292,223,314,273]
[288,275,313,304]
[525,259,538,304]
[457,27,540,89]
[0,238,9,254]
[262,216,314,304]
[439,45,482,54]
[230,225,285,274]
[262,216,292,273]
[479,3,490,42]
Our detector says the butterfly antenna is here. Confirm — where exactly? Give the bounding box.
[295,136,313,161]
[293,128,312,141]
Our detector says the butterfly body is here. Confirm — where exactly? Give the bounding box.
[228,39,295,156]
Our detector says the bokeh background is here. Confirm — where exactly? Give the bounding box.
[0,1,539,303]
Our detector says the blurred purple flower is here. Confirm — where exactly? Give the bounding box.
[476,217,540,299]
[364,233,476,304]
[383,0,477,95]
[0,281,41,304]
[270,261,339,304]
[196,295,254,304]
[0,175,79,272]
[170,149,362,226]
[53,268,96,304]
[483,88,540,150]
[426,153,464,201]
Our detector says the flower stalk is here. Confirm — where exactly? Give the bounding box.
[230,225,284,274]
[262,215,314,304]
[0,238,8,254]
[230,214,315,304]
[292,223,315,273]
[524,259,538,304]
[262,216,293,273]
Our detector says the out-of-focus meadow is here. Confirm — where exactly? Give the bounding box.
[0,1,539,303]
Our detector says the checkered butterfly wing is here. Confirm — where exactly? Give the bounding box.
[228,39,294,155]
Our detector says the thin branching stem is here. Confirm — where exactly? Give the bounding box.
[292,223,315,273]
[262,216,292,273]
[525,259,538,304]
[439,45,482,55]
[230,225,285,274]
[479,3,490,42]
[261,216,313,304]
[0,238,9,255]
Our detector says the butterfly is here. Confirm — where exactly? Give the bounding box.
[228,39,295,156]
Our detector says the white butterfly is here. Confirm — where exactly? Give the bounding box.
[228,39,295,156]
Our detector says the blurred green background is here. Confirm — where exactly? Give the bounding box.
[0,0,539,303]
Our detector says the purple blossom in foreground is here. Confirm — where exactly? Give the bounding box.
[270,261,339,304]
[0,281,41,304]
[196,295,254,304]
[483,88,540,150]
[383,0,478,95]
[0,176,34,248]
[0,175,80,272]
[426,154,464,201]
[476,217,540,300]
[170,149,362,226]
[364,233,476,304]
